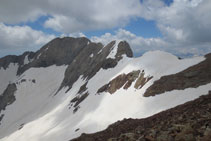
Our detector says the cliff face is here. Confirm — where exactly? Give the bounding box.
[60,40,133,91]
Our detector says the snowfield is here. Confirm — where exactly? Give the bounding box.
[0,49,210,141]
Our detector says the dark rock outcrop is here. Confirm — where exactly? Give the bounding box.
[134,71,153,89]
[0,37,134,116]
[69,92,89,113]
[0,52,35,70]
[0,37,133,95]
[144,53,211,97]
[0,83,17,113]
[0,114,4,125]
[97,70,140,94]
[60,40,133,92]
[115,41,133,59]
[97,70,152,94]
[17,37,91,75]
[72,91,211,141]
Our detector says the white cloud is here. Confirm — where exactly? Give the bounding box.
[91,29,169,55]
[1,0,211,43]
[0,23,55,50]
[91,28,211,57]
[44,0,142,33]
[154,0,211,44]
[0,0,142,33]
[0,0,210,57]
[0,0,45,24]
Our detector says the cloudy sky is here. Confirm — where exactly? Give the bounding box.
[0,0,211,57]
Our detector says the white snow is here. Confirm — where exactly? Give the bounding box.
[0,65,67,139]
[0,50,209,141]
[106,40,121,59]
[45,46,49,51]
[23,55,30,65]
[89,53,94,58]
[75,83,211,136]
[37,53,42,59]
[0,63,18,95]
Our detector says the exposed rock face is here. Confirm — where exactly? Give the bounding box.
[0,37,134,116]
[69,92,89,113]
[0,83,17,113]
[17,37,91,75]
[134,71,153,89]
[97,70,152,94]
[72,91,211,141]
[78,82,88,94]
[0,37,133,94]
[0,52,35,70]
[0,114,4,124]
[97,70,140,94]
[144,53,211,97]
[60,40,133,91]
[115,41,133,60]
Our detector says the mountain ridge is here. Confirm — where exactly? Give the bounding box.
[0,37,210,141]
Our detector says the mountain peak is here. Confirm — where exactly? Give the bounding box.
[0,37,134,92]
[17,37,97,75]
[0,36,210,141]
[115,40,133,58]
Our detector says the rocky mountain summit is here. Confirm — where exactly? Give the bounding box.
[0,37,210,141]
[0,37,133,114]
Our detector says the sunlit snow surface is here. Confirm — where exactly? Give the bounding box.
[0,50,210,141]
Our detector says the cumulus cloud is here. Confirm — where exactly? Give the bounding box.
[0,0,142,33]
[154,0,211,44]
[0,0,45,24]
[91,29,168,55]
[91,28,211,57]
[0,23,55,50]
[44,0,142,33]
[1,0,211,42]
[0,0,210,57]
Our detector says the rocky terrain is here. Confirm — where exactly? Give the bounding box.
[72,91,211,141]
[97,70,152,94]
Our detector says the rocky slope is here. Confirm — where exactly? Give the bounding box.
[72,91,211,141]
[97,70,152,94]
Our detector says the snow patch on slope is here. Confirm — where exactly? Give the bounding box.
[23,55,33,65]
[106,40,121,59]
[89,53,94,58]
[23,55,29,65]
[0,63,18,95]
[0,65,67,139]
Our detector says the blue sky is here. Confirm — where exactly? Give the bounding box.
[0,0,210,58]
